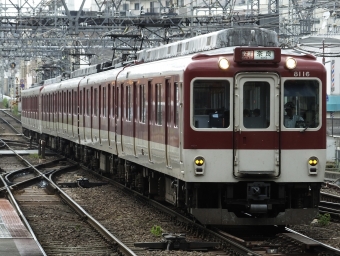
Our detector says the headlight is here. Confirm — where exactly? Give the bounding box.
[195,156,205,166]
[218,57,229,70]
[308,157,318,166]
[308,156,318,175]
[286,57,297,69]
[194,156,205,175]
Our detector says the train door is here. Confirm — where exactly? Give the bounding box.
[116,84,123,155]
[78,80,86,143]
[165,79,171,167]
[108,84,111,147]
[72,90,77,138]
[99,85,108,146]
[56,92,59,134]
[84,88,92,142]
[62,91,67,134]
[67,91,72,136]
[91,87,94,142]
[147,81,153,162]
[133,82,137,156]
[108,83,117,154]
[53,92,58,133]
[234,73,280,177]
[78,89,82,143]
[121,83,134,156]
[91,86,99,143]
[48,94,51,131]
[58,91,62,134]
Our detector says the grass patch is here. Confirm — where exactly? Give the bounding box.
[2,98,8,108]
[150,225,163,237]
[30,153,40,159]
[318,213,331,226]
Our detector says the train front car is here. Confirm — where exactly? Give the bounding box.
[183,27,326,225]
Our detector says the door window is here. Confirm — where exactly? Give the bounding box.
[243,81,270,129]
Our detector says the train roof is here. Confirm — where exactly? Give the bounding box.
[39,27,278,82]
[37,26,318,86]
[136,26,278,63]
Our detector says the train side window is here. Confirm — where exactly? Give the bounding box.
[192,80,230,129]
[42,95,44,114]
[64,92,66,114]
[59,92,61,113]
[243,81,270,129]
[174,83,179,127]
[103,87,106,117]
[73,91,77,114]
[156,83,162,125]
[79,91,82,115]
[87,89,90,116]
[111,84,115,119]
[49,94,51,114]
[94,88,98,116]
[140,84,146,123]
[68,91,71,114]
[166,80,171,124]
[117,86,121,119]
[283,80,320,129]
[126,85,132,121]
[177,43,182,54]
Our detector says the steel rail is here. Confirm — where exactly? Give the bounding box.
[286,227,340,255]
[0,175,47,256]
[47,173,137,256]
[0,140,47,256]
[0,116,21,134]
[0,110,22,124]
[0,139,137,256]
[79,163,262,256]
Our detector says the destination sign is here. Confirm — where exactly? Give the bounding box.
[241,50,275,60]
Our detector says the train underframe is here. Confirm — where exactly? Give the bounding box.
[27,130,321,226]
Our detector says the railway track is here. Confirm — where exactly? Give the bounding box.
[2,141,340,255]
[0,109,22,135]
[0,148,135,255]
[1,112,340,255]
[58,163,340,256]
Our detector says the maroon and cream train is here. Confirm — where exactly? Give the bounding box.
[21,27,326,226]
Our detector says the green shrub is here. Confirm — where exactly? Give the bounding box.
[150,225,163,237]
[2,98,8,108]
[318,213,331,226]
[12,104,18,116]
[30,153,40,159]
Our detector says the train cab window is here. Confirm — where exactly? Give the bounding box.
[192,80,230,129]
[243,81,270,129]
[283,80,320,129]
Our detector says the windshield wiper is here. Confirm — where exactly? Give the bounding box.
[300,125,309,133]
